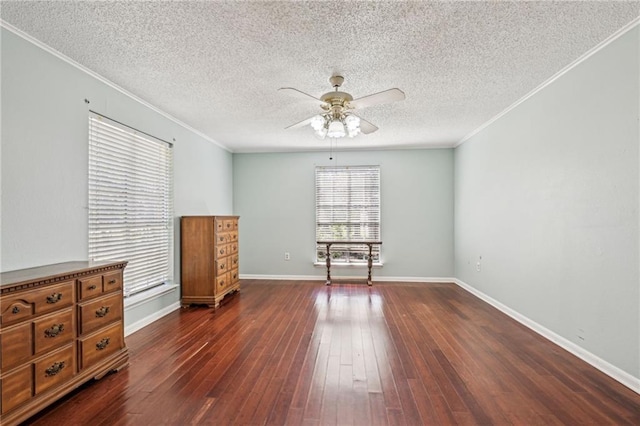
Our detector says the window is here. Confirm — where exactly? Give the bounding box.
[88,113,173,297]
[315,165,380,263]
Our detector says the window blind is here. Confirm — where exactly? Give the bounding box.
[315,166,380,263]
[88,113,173,297]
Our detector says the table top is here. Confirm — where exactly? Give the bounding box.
[1,260,127,288]
[317,241,382,245]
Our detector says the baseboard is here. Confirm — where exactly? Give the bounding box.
[454,278,640,394]
[374,276,456,283]
[124,301,181,336]
[240,274,325,281]
[240,274,456,283]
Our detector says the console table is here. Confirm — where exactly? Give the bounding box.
[317,241,382,286]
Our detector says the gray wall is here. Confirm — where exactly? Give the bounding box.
[233,149,454,279]
[1,28,233,327]
[454,27,639,378]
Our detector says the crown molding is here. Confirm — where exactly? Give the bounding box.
[0,20,231,153]
[456,16,640,148]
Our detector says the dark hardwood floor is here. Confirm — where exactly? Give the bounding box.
[25,280,640,425]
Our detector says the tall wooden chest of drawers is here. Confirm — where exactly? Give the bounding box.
[0,261,128,425]
[180,216,240,308]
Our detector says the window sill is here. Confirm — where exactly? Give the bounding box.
[124,282,179,310]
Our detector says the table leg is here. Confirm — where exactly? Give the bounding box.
[367,243,373,286]
[325,243,332,285]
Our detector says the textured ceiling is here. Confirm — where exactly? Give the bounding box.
[2,1,639,153]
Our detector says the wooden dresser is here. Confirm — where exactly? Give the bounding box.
[181,216,240,308]
[0,261,128,425]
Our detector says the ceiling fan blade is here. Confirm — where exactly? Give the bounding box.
[352,114,378,134]
[284,115,316,130]
[349,88,406,110]
[278,87,326,104]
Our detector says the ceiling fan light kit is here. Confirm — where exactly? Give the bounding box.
[280,75,405,140]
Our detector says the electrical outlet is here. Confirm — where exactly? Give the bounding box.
[284,252,290,261]
[476,262,481,272]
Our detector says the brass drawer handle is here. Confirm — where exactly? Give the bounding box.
[96,337,110,350]
[45,361,66,376]
[220,263,225,270]
[88,285,97,290]
[44,323,65,338]
[46,293,63,304]
[107,279,117,285]
[95,306,110,318]
[219,249,224,255]
[12,306,20,314]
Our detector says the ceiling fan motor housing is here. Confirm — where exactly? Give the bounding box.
[321,90,353,122]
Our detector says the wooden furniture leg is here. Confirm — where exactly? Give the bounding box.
[325,243,332,285]
[367,243,373,286]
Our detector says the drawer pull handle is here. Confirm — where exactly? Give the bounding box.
[45,323,65,338]
[220,280,224,286]
[12,306,20,314]
[88,285,97,290]
[96,337,111,350]
[96,306,110,317]
[220,264,225,269]
[108,279,117,285]
[220,249,224,255]
[46,293,63,304]
[45,361,65,376]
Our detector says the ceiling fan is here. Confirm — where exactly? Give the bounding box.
[279,75,405,139]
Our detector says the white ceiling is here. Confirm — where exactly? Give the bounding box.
[2,1,639,153]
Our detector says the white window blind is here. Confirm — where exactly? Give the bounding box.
[315,166,380,263]
[88,113,173,297]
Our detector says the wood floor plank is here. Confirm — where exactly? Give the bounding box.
[23,280,640,426]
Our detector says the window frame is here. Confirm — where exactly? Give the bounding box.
[88,112,174,298]
[315,165,381,265]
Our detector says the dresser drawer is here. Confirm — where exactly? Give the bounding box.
[1,281,74,326]
[102,270,123,293]
[78,275,103,301]
[215,219,224,233]
[229,242,238,254]
[215,244,228,259]
[216,273,229,294]
[34,308,74,356]
[231,255,239,269]
[223,219,235,232]
[229,231,238,242]
[78,292,122,336]
[78,322,123,370]
[230,269,239,285]
[215,259,228,275]
[1,322,33,370]
[215,232,228,246]
[1,364,33,414]
[34,344,75,395]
